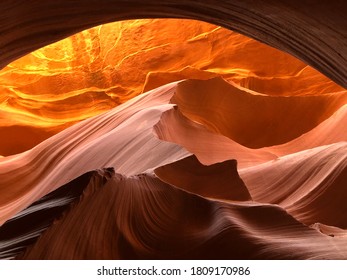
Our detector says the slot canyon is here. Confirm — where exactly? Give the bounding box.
[1,1,347,259]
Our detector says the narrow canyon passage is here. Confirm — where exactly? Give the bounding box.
[0,16,347,259]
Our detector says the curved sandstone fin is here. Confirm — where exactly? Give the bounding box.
[155,155,252,201]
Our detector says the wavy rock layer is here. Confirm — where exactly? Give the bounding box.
[153,78,347,231]
[172,78,347,148]
[240,143,347,229]
[0,170,105,259]
[1,3,347,259]
[1,18,343,156]
[0,82,189,226]
[18,170,347,260]
[1,76,347,259]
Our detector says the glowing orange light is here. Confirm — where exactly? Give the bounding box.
[0,19,344,156]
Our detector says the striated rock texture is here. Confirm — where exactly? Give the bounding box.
[0,170,108,259]
[1,18,342,155]
[17,170,347,260]
[1,2,347,260]
[0,75,347,259]
[0,82,190,226]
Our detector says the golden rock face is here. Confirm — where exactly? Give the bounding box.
[2,17,347,261]
[0,18,343,156]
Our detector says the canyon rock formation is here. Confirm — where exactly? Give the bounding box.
[1,2,347,260]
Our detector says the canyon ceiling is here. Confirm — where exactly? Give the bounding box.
[1,0,347,87]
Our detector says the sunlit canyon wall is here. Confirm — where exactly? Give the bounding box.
[1,1,347,260]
